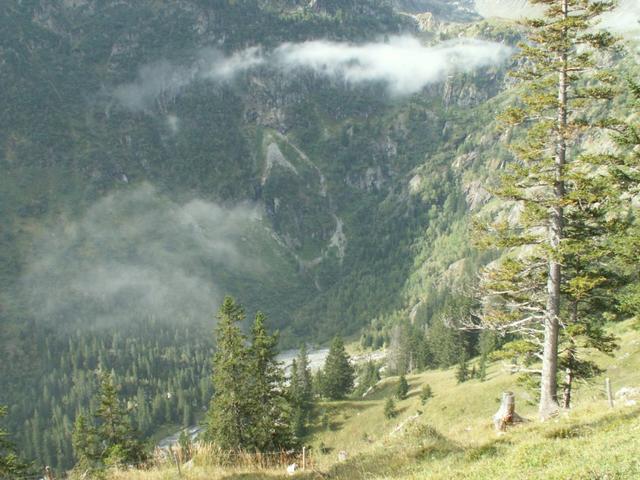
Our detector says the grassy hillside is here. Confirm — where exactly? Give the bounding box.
[108,319,640,479]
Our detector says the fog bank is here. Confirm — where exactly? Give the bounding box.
[23,185,263,328]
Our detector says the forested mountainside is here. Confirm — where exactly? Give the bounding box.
[1,0,638,474]
[1,2,509,364]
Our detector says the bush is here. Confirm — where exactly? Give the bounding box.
[384,397,397,419]
[420,384,433,405]
[396,375,409,400]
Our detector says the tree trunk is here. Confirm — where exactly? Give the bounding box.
[540,0,568,421]
[562,305,578,409]
[562,367,573,409]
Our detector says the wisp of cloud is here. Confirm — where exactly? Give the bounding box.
[275,36,513,96]
[22,185,263,328]
[475,0,544,20]
[112,36,513,109]
[599,0,640,40]
[114,47,264,111]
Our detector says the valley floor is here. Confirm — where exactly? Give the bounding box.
[110,320,640,480]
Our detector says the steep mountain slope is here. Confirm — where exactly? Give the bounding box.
[0,0,516,346]
[0,0,524,470]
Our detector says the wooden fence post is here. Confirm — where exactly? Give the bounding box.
[171,446,183,478]
[606,377,614,408]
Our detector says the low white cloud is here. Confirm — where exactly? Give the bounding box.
[114,48,264,110]
[23,185,263,327]
[113,36,513,109]
[199,46,264,81]
[166,114,179,133]
[275,36,513,96]
[114,60,198,111]
[599,0,640,39]
[475,0,544,20]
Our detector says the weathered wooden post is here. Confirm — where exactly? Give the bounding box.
[302,446,306,471]
[171,446,183,478]
[493,391,523,432]
[606,377,614,408]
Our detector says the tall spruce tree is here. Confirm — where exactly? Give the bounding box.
[71,372,146,473]
[477,331,497,382]
[475,0,617,418]
[610,80,640,318]
[288,345,314,439]
[320,336,355,400]
[556,165,622,407]
[354,360,381,396]
[455,354,470,384]
[1,405,31,479]
[248,312,292,451]
[551,79,640,407]
[396,375,409,400]
[94,372,147,467]
[387,321,430,374]
[71,412,97,473]
[427,313,466,369]
[384,397,397,420]
[205,296,252,450]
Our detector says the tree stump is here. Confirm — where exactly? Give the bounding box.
[493,391,524,432]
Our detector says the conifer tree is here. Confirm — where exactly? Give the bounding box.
[455,354,470,384]
[396,375,409,400]
[610,80,640,318]
[288,345,314,439]
[384,397,397,419]
[475,0,617,419]
[320,336,355,400]
[71,372,146,473]
[427,301,470,369]
[312,368,325,397]
[354,361,380,396]
[387,323,409,375]
[178,430,192,462]
[478,355,488,382]
[248,312,292,451]
[94,372,146,467]
[419,384,433,405]
[205,296,252,450]
[71,413,97,472]
[1,405,31,479]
